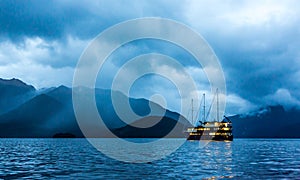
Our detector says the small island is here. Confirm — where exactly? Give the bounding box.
[53,133,76,138]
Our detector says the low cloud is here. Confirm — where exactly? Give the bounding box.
[0,62,74,89]
[264,88,300,109]
[0,36,86,88]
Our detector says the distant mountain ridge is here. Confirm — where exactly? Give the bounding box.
[0,78,36,114]
[0,78,187,138]
[0,78,299,138]
[230,105,300,138]
[0,78,35,89]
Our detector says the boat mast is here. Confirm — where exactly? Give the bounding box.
[203,93,205,122]
[191,99,194,125]
[216,88,219,122]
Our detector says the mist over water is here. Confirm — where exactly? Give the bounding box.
[0,138,299,179]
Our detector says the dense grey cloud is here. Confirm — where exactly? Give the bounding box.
[0,0,91,40]
[184,0,300,111]
[0,0,182,41]
[0,0,300,115]
[0,0,184,67]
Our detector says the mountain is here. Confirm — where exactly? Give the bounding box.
[112,116,191,138]
[47,85,71,102]
[0,93,83,138]
[230,105,300,138]
[0,94,64,137]
[1,78,299,138]
[0,78,185,138]
[0,78,35,114]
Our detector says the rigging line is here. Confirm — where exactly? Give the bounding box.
[194,94,204,125]
[186,106,190,125]
[182,100,192,131]
[205,91,216,121]
[186,99,194,125]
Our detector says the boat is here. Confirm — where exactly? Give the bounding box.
[186,89,233,141]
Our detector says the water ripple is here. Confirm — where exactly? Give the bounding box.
[0,139,299,179]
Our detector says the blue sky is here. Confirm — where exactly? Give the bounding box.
[0,0,300,115]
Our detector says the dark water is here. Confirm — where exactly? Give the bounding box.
[0,138,299,179]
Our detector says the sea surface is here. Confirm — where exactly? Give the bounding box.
[0,138,299,179]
